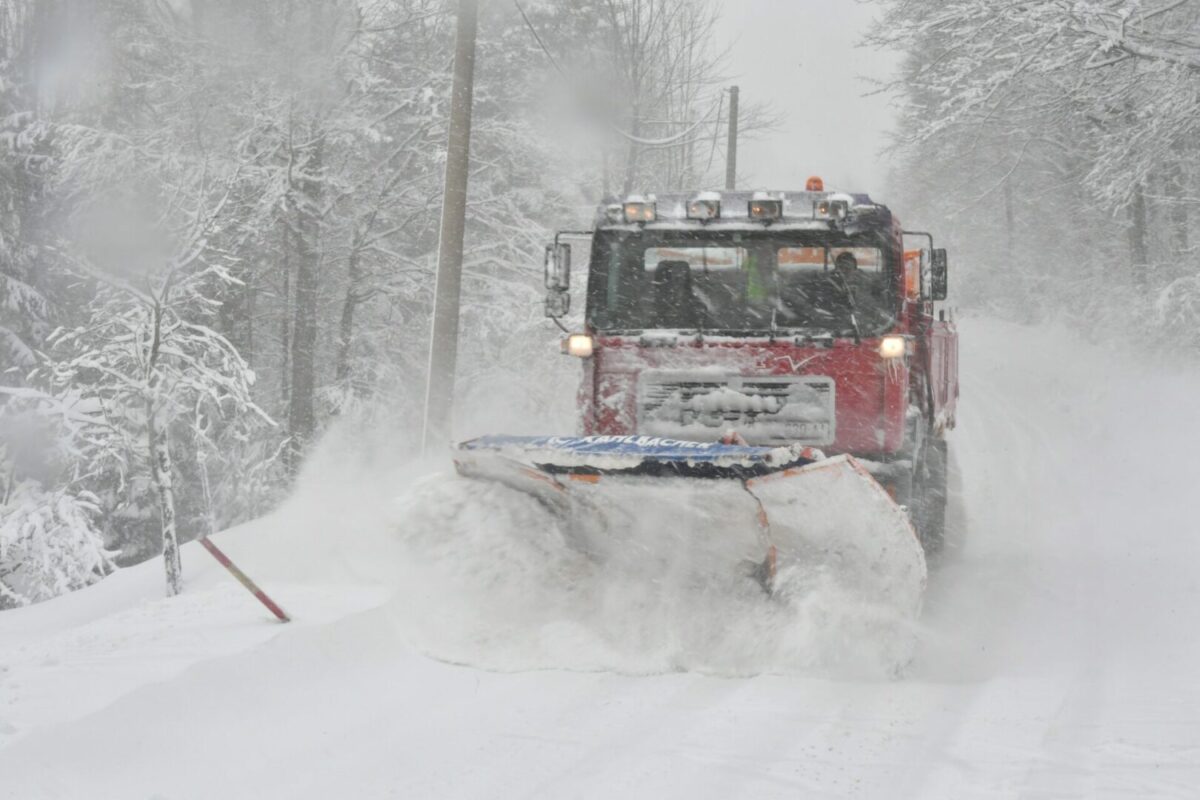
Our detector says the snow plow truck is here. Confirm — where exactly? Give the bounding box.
[454,180,957,603]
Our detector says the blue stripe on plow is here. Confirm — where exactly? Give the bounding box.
[458,435,809,467]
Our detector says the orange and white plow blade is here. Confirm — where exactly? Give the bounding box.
[746,455,927,613]
[454,451,926,613]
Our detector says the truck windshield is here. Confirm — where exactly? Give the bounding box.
[585,230,897,336]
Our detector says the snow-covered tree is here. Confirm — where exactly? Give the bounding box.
[42,284,271,596]
[33,161,275,594]
[0,402,116,608]
[0,473,114,608]
[867,0,1199,335]
[0,0,746,602]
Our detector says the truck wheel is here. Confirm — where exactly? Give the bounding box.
[916,438,948,555]
[885,461,915,522]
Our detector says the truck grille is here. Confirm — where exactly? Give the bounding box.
[638,372,836,445]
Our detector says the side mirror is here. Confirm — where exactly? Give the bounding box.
[544,243,571,318]
[930,249,948,301]
[544,243,571,291]
[544,291,570,318]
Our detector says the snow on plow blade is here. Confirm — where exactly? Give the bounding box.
[453,436,926,612]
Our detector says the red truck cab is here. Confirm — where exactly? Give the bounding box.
[545,187,958,551]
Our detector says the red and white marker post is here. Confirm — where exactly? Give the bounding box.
[198,536,290,622]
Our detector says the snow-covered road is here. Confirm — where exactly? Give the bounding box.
[3,317,1200,799]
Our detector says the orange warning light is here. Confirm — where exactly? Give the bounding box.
[806,176,825,192]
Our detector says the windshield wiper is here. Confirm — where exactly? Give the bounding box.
[688,288,708,342]
[830,273,863,344]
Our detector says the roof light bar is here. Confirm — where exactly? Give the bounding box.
[815,199,849,220]
[748,198,783,222]
[623,201,656,224]
[687,197,720,221]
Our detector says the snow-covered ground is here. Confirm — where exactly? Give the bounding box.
[3,317,1200,799]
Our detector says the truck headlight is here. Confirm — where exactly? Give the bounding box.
[879,336,907,359]
[563,334,595,358]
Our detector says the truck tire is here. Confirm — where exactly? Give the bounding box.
[916,438,948,555]
[891,463,915,514]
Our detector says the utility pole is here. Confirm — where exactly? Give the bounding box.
[421,0,478,455]
[725,85,739,191]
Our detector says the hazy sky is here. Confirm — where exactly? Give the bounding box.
[717,0,898,197]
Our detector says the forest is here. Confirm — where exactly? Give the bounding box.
[872,0,1200,326]
[2,0,1198,605]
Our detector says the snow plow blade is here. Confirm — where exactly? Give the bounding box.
[453,436,926,611]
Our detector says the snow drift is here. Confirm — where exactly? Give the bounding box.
[384,461,924,678]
